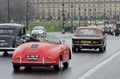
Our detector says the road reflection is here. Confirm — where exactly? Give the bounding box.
[12,67,71,79]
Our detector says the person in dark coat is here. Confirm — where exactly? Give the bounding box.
[26,33,40,42]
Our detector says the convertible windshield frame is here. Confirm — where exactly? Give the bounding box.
[37,35,61,44]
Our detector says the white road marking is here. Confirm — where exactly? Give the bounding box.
[78,50,120,79]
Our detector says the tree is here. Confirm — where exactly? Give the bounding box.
[0,0,36,23]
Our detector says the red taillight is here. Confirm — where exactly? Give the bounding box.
[74,40,79,44]
[93,41,99,44]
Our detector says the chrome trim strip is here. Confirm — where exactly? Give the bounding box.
[0,47,16,50]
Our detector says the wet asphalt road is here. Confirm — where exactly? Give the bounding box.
[0,32,120,79]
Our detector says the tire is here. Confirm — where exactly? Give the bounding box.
[63,60,69,68]
[13,65,20,71]
[72,47,76,52]
[99,47,104,52]
[111,33,114,36]
[3,51,8,57]
[77,48,81,52]
[115,33,118,36]
[53,58,62,71]
[104,46,106,51]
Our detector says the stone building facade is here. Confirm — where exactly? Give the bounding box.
[29,0,120,20]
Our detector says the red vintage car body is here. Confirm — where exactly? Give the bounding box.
[12,35,71,71]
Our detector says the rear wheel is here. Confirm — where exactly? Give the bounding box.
[53,58,62,71]
[104,46,106,51]
[3,51,8,57]
[13,65,20,71]
[77,48,81,52]
[115,33,118,36]
[63,60,69,68]
[99,45,106,52]
[111,33,114,36]
[99,47,104,52]
[72,47,76,52]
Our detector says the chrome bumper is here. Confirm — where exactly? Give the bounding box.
[0,47,16,51]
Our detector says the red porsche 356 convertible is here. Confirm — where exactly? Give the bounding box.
[12,35,71,71]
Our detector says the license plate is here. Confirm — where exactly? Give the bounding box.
[106,30,109,31]
[26,55,40,61]
[81,40,91,44]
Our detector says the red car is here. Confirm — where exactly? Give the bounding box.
[12,35,71,71]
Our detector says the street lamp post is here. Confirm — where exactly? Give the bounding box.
[94,8,96,25]
[7,0,10,23]
[58,9,61,28]
[84,8,87,26]
[103,9,106,26]
[78,7,80,27]
[61,1,65,34]
[115,9,116,22]
[71,4,73,33]
[89,9,92,24]
[26,0,30,30]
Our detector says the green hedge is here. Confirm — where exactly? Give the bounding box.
[25,21,103,32]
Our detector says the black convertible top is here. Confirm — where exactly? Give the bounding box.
[0,23,25,36]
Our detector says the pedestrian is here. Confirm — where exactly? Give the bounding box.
[26,33,40,42]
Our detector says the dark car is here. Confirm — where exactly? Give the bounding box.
[114,22,120,36]
[0,23,26,56]
[102,26,114,35]
[72,26,107,53]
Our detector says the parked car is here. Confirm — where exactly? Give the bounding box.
[31,26,47,36]
[113,22,120,36]
[0,23,26,56]
[102,25,114,35]
[72,26,107,52]
[12,35,71,71]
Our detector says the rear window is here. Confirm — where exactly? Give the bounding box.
[79,29,97,35]
[0,28,14,35]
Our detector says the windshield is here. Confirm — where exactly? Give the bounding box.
[37,35,61,44]
[0,28,14,35]
[33,27,44,30]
